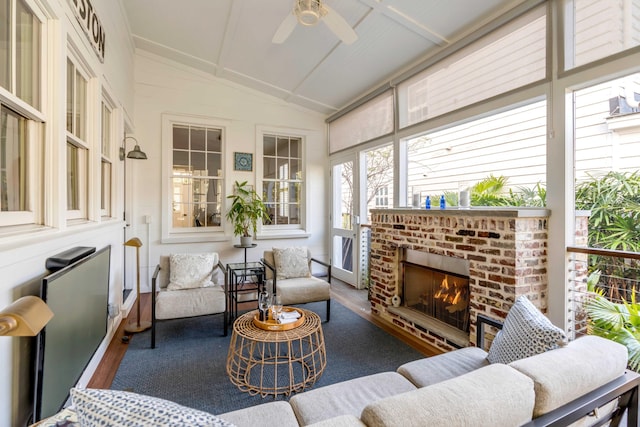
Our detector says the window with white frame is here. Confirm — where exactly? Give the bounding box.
[0,0,44,228]
[100,100,113,217]
[261,133,304,227]
[66,56,89,220]
[1,0,41,110]
[170,123,223,230]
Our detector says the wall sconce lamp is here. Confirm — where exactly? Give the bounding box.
[124,237,151,333]
[119,136,147,161]
[0,296,54,336]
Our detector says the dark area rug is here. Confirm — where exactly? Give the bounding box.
[111,300,424,415]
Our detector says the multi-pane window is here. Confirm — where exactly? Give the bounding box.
[100,101,112,217]
[1,0,41,110]
[262,134,303,226]
[1,106,27,212]
[66,57,89,220]
[171,125,223,229]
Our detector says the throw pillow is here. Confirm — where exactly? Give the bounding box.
[71,388,235,427]
[487,295,566,365]
[168,253,218,291]
[272,247,311,279]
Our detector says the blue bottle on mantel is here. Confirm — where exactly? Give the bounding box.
[440,194,446,209]
[425,196,431,209]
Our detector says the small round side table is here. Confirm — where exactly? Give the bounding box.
[226,308,326,397]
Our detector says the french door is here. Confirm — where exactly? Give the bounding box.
[330,157,358,285]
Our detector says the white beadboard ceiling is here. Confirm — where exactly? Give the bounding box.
[122,0,526,115]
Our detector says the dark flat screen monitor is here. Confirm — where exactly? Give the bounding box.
[34,245,111,421]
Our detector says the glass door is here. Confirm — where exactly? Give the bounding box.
[331,157,358,285]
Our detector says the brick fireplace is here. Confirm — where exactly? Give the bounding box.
[369,208,551,352]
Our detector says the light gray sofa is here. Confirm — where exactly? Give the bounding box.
[47,330,640,427]
[217,331,640,427]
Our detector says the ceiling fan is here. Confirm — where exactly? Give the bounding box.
[272,0,358,45]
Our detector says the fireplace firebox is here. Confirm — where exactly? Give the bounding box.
[400,249,470,334]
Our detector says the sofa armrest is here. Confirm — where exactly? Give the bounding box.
[522,369,640,427]
[310,257,331,284]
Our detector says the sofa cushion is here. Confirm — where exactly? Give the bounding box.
[487,295,566,364]
[289,371,416,426]
[360,364,535,427]
[155,285,226,319]
[219,401,299,427]
[397,346,489,387]
[307,415,367,427]
[70,388,235,427]
[273,247,311,279]
[509,335,628,418]
[168,253,218,290]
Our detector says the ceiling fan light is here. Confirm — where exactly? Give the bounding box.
[295,0,322,26]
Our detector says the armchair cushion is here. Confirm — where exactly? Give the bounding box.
[167,253,218,290]
[273,246,311,279]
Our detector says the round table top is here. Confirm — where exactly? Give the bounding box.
[233,243,257,248]
[232,308,321,342]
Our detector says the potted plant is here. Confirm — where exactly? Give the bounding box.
[226,180,269,246]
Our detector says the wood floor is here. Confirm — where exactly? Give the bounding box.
[87,280,440,389]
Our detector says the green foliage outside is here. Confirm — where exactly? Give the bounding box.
[584,270,640,372]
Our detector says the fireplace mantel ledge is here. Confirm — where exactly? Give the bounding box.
[371,207,550,218]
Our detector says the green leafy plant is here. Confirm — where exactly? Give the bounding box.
[585,271,640,371]
[225,181,269,237]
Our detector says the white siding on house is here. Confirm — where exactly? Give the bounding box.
[406,100,547,201]
[572,0,640,68]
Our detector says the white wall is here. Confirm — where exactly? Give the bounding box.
[0,0,135,425]
[129,51,329,292]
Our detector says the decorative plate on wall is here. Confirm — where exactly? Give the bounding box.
[234,152,253,171]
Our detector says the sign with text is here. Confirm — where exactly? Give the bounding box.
[69,0,106,62]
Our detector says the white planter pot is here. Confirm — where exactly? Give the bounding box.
[240,236,253,247]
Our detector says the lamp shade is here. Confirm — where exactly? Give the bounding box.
[127,145,147,160]
[0,296,54,336]
[124,237,143,247]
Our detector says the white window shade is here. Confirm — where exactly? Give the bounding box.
[329,90,394,153]
[399,6,546,128]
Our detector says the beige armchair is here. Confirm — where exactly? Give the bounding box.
[262,247,331,321]
[151,253,227,348]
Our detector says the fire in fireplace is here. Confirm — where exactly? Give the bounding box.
[400,250,470,333]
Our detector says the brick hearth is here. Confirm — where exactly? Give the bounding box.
[369,208,551,352]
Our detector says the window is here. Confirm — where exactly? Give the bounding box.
[262,133,303,227]
[169,119,224,234]
[329,90,394,154]
[100,101,113,217]
[564,0,640,70]
[398,6,546,128]
[66,56,89,220]
[0,106,32,225]
[374,187,388,208]
[1,0,41,110]
[0,0,44,228]
[404,100,547,208]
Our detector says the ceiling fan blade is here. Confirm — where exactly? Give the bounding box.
[272,13,298,44]
[322,5,358,45]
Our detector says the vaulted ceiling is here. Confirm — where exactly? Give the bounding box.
[123,0,526,115]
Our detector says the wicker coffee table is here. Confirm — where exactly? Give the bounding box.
[226,308,326,397]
